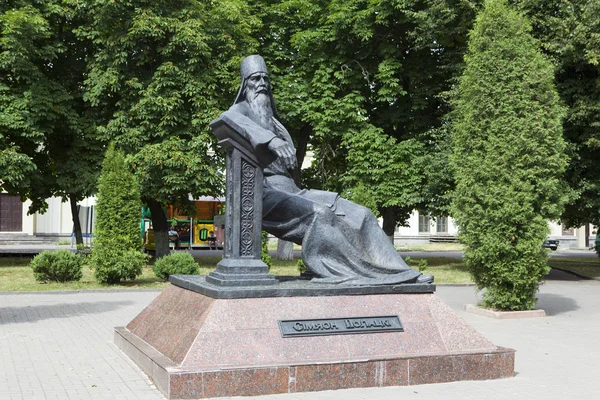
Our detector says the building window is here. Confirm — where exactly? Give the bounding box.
[418,214,430,233]
[562,225,575,236]
[436,217,448,233]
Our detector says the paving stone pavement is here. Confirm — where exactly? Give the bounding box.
[0,291,164,400]
[1,279,599,400]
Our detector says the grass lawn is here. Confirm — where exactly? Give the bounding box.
[395,242,466,252]
[547,257,600,278]
[0,253,473,292]
[3,253,597,292]
[0,256,168,292]
[266,240,302,251]
[404,256,472,284]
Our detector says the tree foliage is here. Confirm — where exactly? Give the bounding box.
[0,1,103,245]
[343,126,425,226]
[513,0,600,229]
[0,1,102,212]
[77,0,260,257]
[256,0,482,234]
[451,0,568,310]
[91,144,146,284]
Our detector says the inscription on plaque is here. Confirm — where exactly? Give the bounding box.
[278,316,403,337]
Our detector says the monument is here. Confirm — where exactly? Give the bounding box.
[115,55,514,399]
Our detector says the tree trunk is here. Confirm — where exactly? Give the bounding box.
[381,206,397,243]
[147,199,170,259]
[293,124,313,186]
[69,194,83,246]
[276,239,294,260]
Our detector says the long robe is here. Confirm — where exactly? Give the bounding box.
[222,102,421,285]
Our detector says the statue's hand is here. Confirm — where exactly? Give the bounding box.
[268,137,297,170]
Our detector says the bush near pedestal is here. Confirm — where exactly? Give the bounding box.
[153,252,200,281]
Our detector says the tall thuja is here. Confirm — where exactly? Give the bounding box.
[450,0,567,310]
[91,144,147,284]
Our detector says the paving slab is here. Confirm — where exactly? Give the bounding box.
[0,291,165,400]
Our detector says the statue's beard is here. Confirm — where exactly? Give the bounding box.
[246,90,274,132]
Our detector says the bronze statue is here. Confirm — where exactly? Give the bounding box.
[220,55,433,285]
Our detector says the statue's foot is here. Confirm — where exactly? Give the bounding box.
[413,274,434,284]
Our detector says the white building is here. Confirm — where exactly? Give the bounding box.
[0,193,96,244]
[394,213,458,244]
[394,210,596,250]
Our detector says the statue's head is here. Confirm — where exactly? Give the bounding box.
[234,55,278,116]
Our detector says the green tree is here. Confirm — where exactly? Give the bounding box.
[343,126,425,236]
[91,144,146,284]
[256,0,482,236]
[450,0,568,310]
[513,0,600,238]
[78,0,260,258]
[0,1,103,245]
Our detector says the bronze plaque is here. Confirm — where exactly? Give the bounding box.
[278,316,403,337]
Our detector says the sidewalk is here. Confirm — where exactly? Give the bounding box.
[1,279,599,400]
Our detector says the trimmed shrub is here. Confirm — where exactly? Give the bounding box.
[92,237,148,284]
[153,252,199,281]
[30,250,83,282]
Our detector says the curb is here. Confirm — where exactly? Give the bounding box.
[0,288,163,296]
[436,283,477,287]
[550,266,600,281]
[464,304,547,319]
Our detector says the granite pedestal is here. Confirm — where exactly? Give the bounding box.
[115,277,514,399]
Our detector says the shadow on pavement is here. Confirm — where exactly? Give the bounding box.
[0,300,135,325]
[545,268,585,281]
[536,293,579,316]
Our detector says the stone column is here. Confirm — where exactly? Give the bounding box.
[206,116,276,286]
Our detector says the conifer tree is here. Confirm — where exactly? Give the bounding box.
[91,144,146,284]
[451,0,568,310]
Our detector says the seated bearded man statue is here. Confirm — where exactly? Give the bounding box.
[221,55,433,285]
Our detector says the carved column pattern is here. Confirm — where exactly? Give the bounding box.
[226,150,233,256]
[240,159,255,256]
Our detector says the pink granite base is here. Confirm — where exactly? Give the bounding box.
[115,285,515,399]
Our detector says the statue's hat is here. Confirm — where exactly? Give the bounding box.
[240,55,268,81]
